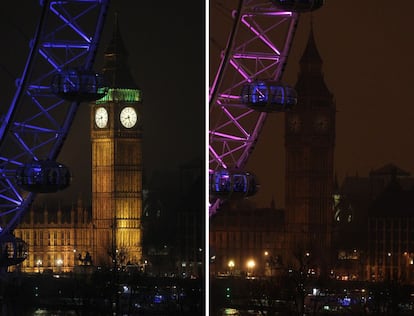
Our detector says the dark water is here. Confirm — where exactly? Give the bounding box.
[1,273,203,316]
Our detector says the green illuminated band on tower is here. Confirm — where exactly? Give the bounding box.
[96,88,142,103]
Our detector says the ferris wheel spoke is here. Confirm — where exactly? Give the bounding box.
[210,143,250,166]
[209,0,327,214]
[12,122,59,134]
[50,5,93,43]
[0,0,109,239]
[210,131,248,142]
[0,181,23,204]
[229,58,251,81]
[210,4,299,168]
[209,145,228,170]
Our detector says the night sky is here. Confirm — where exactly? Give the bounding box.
[3,1,414,210]
[0,1,205,205]
[211,1,414,208]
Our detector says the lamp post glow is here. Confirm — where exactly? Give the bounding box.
[56,258,63,273]
[264,251,270,276]
[247,259,255,276]
[228,260,235,275]
[36,259,42,273]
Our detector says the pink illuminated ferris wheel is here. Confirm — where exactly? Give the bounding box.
[209,0,324,215]
[0,0,109,266]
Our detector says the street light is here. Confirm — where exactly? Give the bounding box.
[228,260,235,275]
[264,251,272,276]
[36,259,42,273]
[56,258,63,273]
[246,259,255,276]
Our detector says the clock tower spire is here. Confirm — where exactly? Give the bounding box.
[284,22,335,274]
[91,15,143,267]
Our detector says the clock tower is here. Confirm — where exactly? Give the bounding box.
[91,18,143,267]
[284,25,335,272]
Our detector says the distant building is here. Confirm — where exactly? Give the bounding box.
[367,176,414,283]
[284,23,335,274]
[176,159,204,278]
[138,159,204,277]
[334,164,414,284]
[210,199,285,276]
[13,198,92,273]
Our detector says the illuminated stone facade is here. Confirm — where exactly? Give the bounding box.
[90,20,143,267]
[14,198,93,273]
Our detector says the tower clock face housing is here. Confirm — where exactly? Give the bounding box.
[119,106,137,128]
[94,106,108,128]
[90,18,144,267]
[314,115,329,133]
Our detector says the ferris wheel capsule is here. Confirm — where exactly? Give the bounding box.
[210,169,258,199]
[0,234,28,267]
[241,80,297,112]
[51,69,108,102]
[16,160,71,193]
[270,0,324,12]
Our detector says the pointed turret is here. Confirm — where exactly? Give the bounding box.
[295,22,333,107]
[102,13,139,90]
[299,22,323,71]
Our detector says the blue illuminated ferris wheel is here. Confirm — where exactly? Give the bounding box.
[0,0,109,265]
[209,0,324,215]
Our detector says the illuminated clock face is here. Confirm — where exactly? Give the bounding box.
[120,106,137,128]
[95,107,108,128]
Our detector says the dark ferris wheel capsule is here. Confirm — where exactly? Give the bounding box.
[51,69,108,102]
[16,160,71,193]
[0,234,28,267]
[241,80,297,112]
[210,169,259,199]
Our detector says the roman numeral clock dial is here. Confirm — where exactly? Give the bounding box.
[120,106,137,128]
[95,106,108,128]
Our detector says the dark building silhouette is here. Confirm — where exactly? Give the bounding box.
[284,23,336,274]
[210,22,414,288]
[333,163,414,283]
[210,24,336,277]
[176,159,204,277]
[141,159,204,277]
[210,199,285,276]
